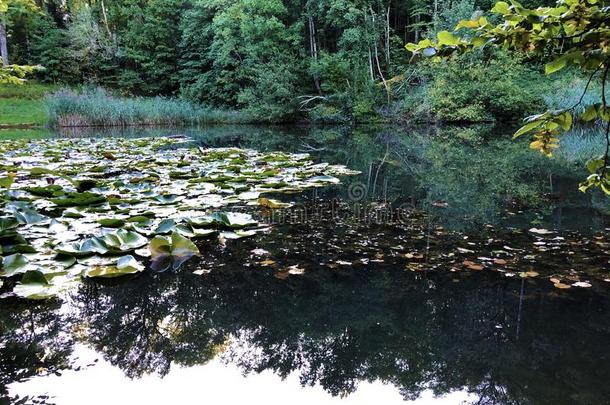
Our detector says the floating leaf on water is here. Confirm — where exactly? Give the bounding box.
[220,230,258,239]
[0,253,30,277]
[572,281,592,288]
[155,219,177,234]
[519,271,539,278]
[257,197,292,209]
[210,212,258,229]
[149,232,200,272]
[0,217,19,232]
[251,248,270,256]
[259,259,276,266]
[99,229,148,253]
[238,191,260,200]
[98,218,126,228]
[56,238,108,257]
[529,228,555,235]
[274,271,290,280]
[553,282,572,289]
[463,260,484,271]
[84,255,144,278]
[287,265,305,275]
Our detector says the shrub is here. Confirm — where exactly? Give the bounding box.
[405,49,545,123]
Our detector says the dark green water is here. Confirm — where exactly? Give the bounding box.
[1,125,610,405]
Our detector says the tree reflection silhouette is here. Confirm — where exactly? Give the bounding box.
[69,257,610,404]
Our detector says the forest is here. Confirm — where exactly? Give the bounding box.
[1,0,564,124]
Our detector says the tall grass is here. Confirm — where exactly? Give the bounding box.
[45,88,253,127]
[543,73,602,116]
[556,127,606,164]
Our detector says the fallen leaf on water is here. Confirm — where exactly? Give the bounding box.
[259,259,276,266]
[572,281,592,288]
[493,258,507,265]
[251,248,270,256]
[549,277,561,284]
[529,228,554,235]
[553,282,571,289]
[274,271,289,280]
[519,271,539,278]
[463,260,483,271]
[287,265,304,275]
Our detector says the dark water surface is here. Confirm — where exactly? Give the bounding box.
[1,125,610,405]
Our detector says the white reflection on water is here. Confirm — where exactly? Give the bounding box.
[9,344,476,404]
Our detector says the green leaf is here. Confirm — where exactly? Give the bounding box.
[581,104,599,122]
[437,31,460,46]
[0,217,19,232]
[99,229,148,253]
[545,56,567,75]
[155,219,177,234]
[491,1,510,14]
[149,232,199,272]
[586,157,605,173]
[513,120,543,139]
[0,253,30,277]
[84,255,145,278]
[98,218,126,228]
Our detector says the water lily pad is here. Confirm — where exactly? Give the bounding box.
[0,253,30,277]
[98,218,126,228]
[84,255,144,278]
[149,232,200,272]
[99,229,148,253]
[210,212,258,229]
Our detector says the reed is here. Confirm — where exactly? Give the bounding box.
[45,88,252,127]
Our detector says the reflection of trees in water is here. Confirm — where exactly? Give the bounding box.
[0,301,73,403]
[188,124,607,231]
[70,261,610,404]
[52,123,610,230]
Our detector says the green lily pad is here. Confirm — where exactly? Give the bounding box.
[149,231,200,272]
[99,229,148,253]
[84,255,145,278]
[210,212,258,229]
[51,192,106,207]
[0,253,30,277]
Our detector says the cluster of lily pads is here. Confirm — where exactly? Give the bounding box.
[0,136,358,299]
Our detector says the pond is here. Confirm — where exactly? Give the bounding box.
[1,124,610,405]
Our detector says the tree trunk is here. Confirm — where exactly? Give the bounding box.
[308,16,321,94]
[385,6,390,65]
[0,22,8,66]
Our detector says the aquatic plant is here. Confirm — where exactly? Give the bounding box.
[45,88,253,127]
[0,136,359,299]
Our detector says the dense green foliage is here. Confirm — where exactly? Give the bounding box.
[407,0,610,195]
[1,0,560,123]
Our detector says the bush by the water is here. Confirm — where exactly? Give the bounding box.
[46,89,251,127]
[402,50,545,123]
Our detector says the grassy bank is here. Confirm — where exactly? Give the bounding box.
[0,82,60,127]
[46,88,254,127]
